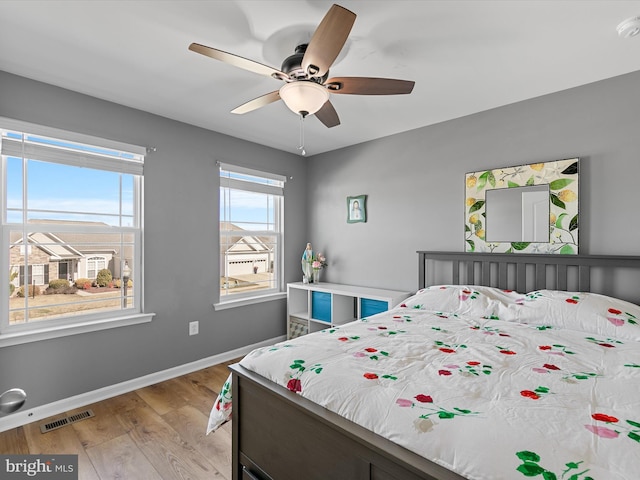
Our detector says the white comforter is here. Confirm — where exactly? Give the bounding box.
[209,285,640,480]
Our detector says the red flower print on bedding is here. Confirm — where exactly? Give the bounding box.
[438,361,493,377]
[353,347,389,360]
[538,344,575,355]
[531,364,599,382]
[496,345,517,355]
[520,390,541,400]
[337,335,360,342]
[363,371,398,381]
[434,340,467,353]
[414,394,433,403]
[286,359,323,393]
[396,393,480,428]
[286,378,302,392]
[520,386,551,400]
[606,307,638,326]
[459,289,480,301]
[592,413,618,423]
[365,326,407,336]
[565,295,580,304]
[585,412,640,443]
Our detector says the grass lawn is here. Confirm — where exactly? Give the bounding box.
[9,290,127,324]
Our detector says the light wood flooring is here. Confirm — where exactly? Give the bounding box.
[0,359,239,479]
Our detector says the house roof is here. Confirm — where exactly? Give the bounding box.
[10,220,127,259]
[220,222,274,256]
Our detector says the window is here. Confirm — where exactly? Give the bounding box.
[219,163,285,302]
[19,264,48,286]
[1,119,146,340]
[87,256,106,280]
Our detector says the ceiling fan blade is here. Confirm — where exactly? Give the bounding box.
[231,91,281,114]
[315,100,340,128]
[189,43,289,80]
[302,4,356,78]
[325,77,415,95]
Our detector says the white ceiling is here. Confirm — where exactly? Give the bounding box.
[1,1,640,156]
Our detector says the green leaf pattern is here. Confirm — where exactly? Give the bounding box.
[516,451,593,480]
[465,158,578,254]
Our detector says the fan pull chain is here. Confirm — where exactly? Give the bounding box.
[298,113,306,156]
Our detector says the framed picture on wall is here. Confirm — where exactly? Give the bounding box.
[347,195,366,223]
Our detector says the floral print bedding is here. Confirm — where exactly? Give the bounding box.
[208,285,640,480]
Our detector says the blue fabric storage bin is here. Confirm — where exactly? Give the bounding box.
[360,298,388,318]
[311,291,332,323]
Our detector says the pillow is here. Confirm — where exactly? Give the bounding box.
[397,285,523,319]
[206,374,232,434]
[500,289,640,341]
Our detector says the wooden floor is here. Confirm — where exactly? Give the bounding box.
[0,359,238,479]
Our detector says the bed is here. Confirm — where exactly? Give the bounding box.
[208,252,640,480]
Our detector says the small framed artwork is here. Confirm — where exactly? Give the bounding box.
[347,195,366,223]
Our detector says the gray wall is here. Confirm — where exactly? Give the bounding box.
[307,70,640,294]
[2,67,640,413]
[0,71,308,410]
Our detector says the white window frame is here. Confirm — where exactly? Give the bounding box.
[31,264,45,285]
[87,256,107,280]
[0,117,154,347]
[215,162,286,309]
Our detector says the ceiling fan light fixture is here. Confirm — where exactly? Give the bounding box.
[279,81,329,115]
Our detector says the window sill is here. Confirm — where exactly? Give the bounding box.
[0,313,155,347]
[213,292,286,311]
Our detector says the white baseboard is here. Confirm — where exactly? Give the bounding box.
[0,335,285,433]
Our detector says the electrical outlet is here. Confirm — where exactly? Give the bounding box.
[189,321,199,336]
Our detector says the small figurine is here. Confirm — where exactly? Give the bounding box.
[301,243,313,282]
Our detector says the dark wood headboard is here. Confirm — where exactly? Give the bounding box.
[418,252,640,300]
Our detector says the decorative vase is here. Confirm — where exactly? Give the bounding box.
[313,268,321,283]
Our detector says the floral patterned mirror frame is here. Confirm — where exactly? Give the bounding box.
[465,158,579,254]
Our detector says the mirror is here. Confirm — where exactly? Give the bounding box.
[465,158,579,254]
[485,185,549,242]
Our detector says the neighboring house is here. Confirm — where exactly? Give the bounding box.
[220,222,274,278]
[9,220,125,289]
[10,220,270,290]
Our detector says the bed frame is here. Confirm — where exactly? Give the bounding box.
[231,251,640,480]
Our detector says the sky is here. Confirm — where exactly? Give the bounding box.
[6,157,135,226]
[4,131,136,227]
[4,130,277,231]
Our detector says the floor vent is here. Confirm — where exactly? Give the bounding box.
[40,409,95,434]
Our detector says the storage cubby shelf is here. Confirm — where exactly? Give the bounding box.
[287,282,411,339]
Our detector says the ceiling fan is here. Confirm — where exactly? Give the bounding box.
[188,3,415,128]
